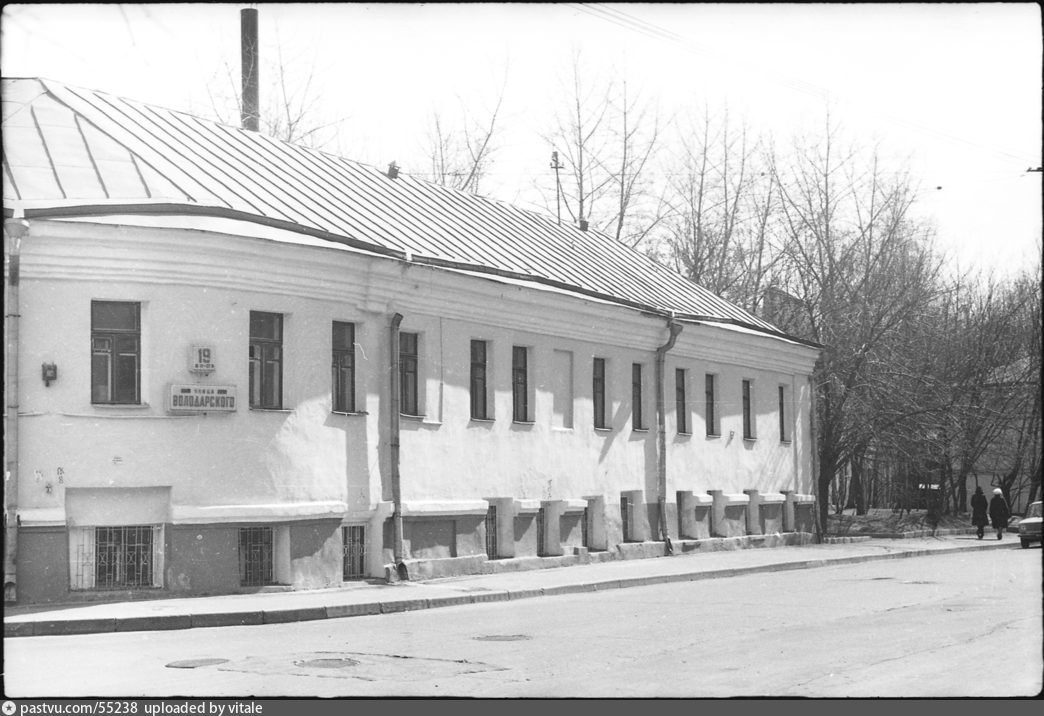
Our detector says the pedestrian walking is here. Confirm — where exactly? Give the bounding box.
[989,488,1010,540]
[970,486,989,539]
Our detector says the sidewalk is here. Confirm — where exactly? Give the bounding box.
[3,534,1019,638]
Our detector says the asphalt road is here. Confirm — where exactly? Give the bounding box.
[4,548,1041,698]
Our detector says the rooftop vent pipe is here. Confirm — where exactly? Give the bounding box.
[387,162,400,179]
[579,218,589,231]
[240,8,260,132]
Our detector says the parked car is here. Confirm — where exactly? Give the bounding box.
[1017,501,1042,548]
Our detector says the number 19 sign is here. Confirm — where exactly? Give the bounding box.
[190,344,216,374]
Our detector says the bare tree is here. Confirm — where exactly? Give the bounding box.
[542,52,615,228]
[768,120,944,530]
[422,80,506,195]
[661,105,781,311]
[204,41,349,150]
[541,53,664,248]
[603,78,666,248]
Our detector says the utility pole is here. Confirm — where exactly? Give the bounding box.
[550,150,564,226]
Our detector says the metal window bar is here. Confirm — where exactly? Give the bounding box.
[239,526,274,586]
[536,507,546,557]
[621,496,632,543]
[94,525,153,589]
[485,506,498,559]
[342,525,366,579]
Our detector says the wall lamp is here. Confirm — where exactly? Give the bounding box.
[42,362,57,387]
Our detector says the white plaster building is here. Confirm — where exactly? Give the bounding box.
[3,79,820,604]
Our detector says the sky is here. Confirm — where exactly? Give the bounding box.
[2,3,1041,277]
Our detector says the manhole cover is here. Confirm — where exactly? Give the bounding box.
[294,657,360,669]
[166,658,229,669]
[472,634,532,642]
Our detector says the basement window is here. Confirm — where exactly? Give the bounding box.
[239,526,275,586]
[343,525,366,580]
[69,525,163,590]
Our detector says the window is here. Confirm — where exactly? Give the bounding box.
[742,379,755,439]
[705,374,718,436]
[400,332,419,415]
[239,526,274,586]
[676,368,689,434]
[94,526,153,589]
[343,525,365,579]
[632,363,645,430]
[779,385,789,442]
[512,346,529,422]
[470,339,490,419]
[249,312,283,409]
[91,301,140,404]
[332,322,356,413]
[593,357,607,429]
[70,525,162,590]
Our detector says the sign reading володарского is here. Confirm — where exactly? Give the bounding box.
[169,384,237,412]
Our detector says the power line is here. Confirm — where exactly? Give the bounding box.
[573,3,1038,166]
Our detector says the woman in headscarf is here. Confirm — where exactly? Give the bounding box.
[970,486,989,539]
[988,488,1010,540]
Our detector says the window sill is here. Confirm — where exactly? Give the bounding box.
[469,417,496,424]
[332,410,369,417]
[677,431,692,437]
[779,439,792,445]
[92,403,150,409]
[401,414,442,426]
[632,428,649,433]
[706,433,721,439]
[743,437,757,442]
[512,420,535,426]
[594,426,613,433]
[250,407,292,413]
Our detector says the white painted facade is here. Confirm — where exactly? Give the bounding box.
[8,216,818,601]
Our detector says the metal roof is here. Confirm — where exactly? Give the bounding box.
[3,78,791,338]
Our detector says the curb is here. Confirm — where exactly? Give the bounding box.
[4,541,1018,638]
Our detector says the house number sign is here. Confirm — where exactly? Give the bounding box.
[190,344,216,374]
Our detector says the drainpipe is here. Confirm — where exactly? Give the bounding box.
[389,312,407,578]
[655,315,683,556]
[4,215,28,602]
